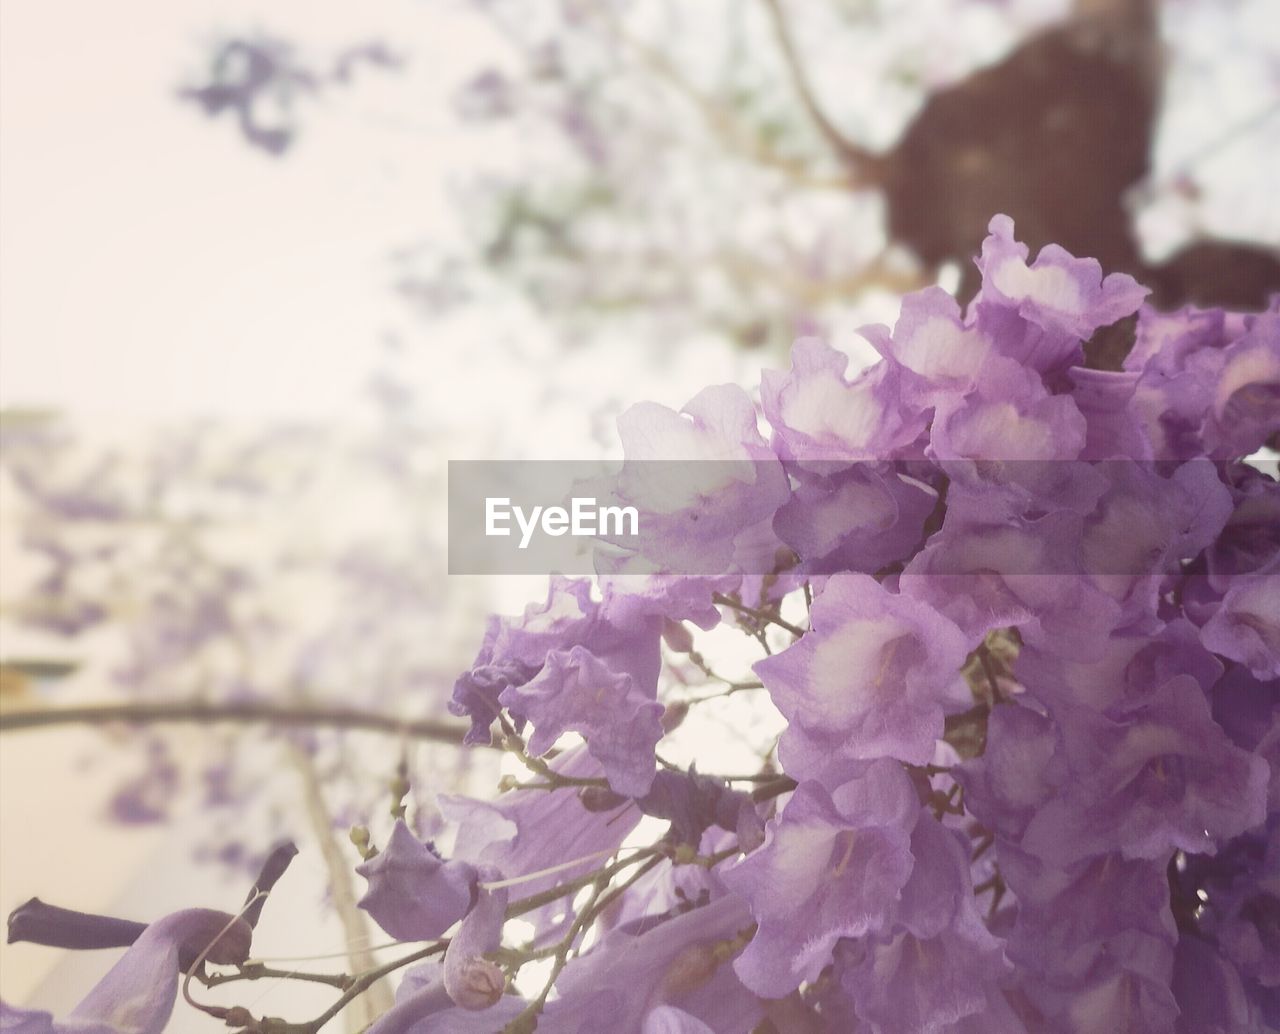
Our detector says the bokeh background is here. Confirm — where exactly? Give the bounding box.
[1,0,1277,1026]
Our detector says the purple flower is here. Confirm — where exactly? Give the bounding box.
[367,961,526,1034]
[488,577,607,671]
[1079,458,1232,630]
[931,359,1087,465]
[1015,619,1223,718]
[929,360,1099,518]
[356,819,478,941]
[1000,848,1177,989]
[443,868,508,1010]
[1022,931,1179,1033]
[6,900,146,956]
[1205,465,1280,589]
[720,758,919,997]
[901,509,1124,658]
[606,384,790,574]
[995,837,1182,1032]
[637,769,751,849]
[1,908,252,1034]
[1020,675,1268,865]
[1067,367,1153,462]
[1210,665,1280,811]
[450,615,541,745]
[863,286,994,402]
[597,575,728,635]
[974,214,1147,375]
[451,576,664,745]
[1172,935,1259,1034]
[1126,303,1280,461]
[542,892,763,1033]
[771,463,937,575]
[501,645,666,796]
[835,815,1010,1034]
[1200,566,1280,680]
[2,840,295,1031]
[641,1006,716,1034]
[755,574,970,770]
[1205,310,1280,458]
[761,338,926,467]
[956,701,1063,847]
[1177,817,1280,995]
[439,746,640,934]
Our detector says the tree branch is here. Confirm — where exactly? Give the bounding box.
[0,700,472,746]
[579,0,843,187]
[758,0,884,180]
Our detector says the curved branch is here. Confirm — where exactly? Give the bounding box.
[0,700,472,745]
[579,0,841,187]
[759,0,884,182]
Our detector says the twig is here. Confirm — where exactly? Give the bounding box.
[758,0,884,179]
[496,713,610,788]
[504,854,665,1033]
[712,593,806,637]
[505,848,657,920]
[0,700,472,746]
[584,1,844,187]
[284,942,447,1034]
[202,963,353,991]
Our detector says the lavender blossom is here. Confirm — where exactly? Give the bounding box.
[356,819,478,941]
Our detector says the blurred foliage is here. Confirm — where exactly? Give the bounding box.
[180,0,1280,358]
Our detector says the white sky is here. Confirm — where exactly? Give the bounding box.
[0,0,511,422]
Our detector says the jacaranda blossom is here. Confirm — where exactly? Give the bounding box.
[10,213,1277,1032]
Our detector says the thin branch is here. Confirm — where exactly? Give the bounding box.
[506,848,657,920]
[202,963,353,991]
[713,593,806,637]
[758,0,884,180]
[583,0,843,187]
[289,942,447,1034]
[496,713,610,788]
[0,700,472,746]
[504,853,665,1032]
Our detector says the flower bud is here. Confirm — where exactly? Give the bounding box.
[6,898,144,952]
[450,955,505,1010]
[579,785,628,811]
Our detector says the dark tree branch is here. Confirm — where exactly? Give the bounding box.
[0,700,471,746]
[758,0,884,180]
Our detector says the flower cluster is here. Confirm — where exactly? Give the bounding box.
[6,216,1276,1032]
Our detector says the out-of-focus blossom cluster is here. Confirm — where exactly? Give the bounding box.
[5,216,1277,1032]
[381,0,1279,356]
[0,390,483,859]
[405,0,1058,348]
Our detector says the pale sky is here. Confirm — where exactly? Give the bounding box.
[0,0,510,422]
